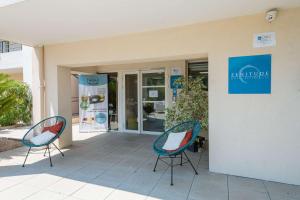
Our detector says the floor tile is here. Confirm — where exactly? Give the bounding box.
[24,190,66,200]
[265,181,300,200]
[0,184,41,200]
[106,189,147,200]
[72,183,114,200]
[46,178,86,195]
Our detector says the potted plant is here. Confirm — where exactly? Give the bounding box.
[165,77,208,151]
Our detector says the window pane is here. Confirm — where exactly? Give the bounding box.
[142,72,165,86]
[142,87,165,101]
[9,42,22,52]
[188,61,208,89]
[125,74,138,130]
[108,73,118,131]
[143,102,165,132]
[2,41,9,53]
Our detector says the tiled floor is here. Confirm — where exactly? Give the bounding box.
[0,131,300,200]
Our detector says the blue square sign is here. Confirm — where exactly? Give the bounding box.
[228,54,271,94]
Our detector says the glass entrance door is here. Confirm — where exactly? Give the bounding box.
[141,70,165,133]
[124,73,139,132]
[123,70,165,134]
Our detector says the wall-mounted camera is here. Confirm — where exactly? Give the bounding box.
[266,8,278,23]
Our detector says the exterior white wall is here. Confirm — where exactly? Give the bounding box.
[71,75,79,115]
[0,45,45,124]
[43,8,300,185]
[0,45,33,86]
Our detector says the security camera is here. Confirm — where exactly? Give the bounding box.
[266,8,278,23]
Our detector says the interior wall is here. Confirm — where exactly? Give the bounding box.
[44,7,300,185]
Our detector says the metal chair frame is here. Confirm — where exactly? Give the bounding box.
[152,121,201,185]
[22,116,66,167]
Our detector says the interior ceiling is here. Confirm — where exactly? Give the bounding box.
[0,0,299,46]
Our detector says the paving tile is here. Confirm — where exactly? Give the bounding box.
[228,176,269,200]
[0,179,18,192]
[63,196,82,200]
[72,183,114,200]
[149,172,194,200]
[24,190,66,200]
[229,189,269,200]
[46,178,86,196]
[23,173,63,189]
[0,184,41,200]
[64,163,106,182]
[118,170,165,195]
[188,169,228,200]
[264,181,300,200]
[0,132,299,200]
[106,189,147,200]
[228,176,267,193]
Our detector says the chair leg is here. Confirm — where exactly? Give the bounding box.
[170,157,174,186]
[180,153,183,166]
[47,145,53,167]
[153,155,160,172]
[22,147,31,167]
[183,152,198,175]
[52,143,64,157]
[43,147,48,157]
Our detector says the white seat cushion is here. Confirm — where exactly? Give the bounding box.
[30,131,56,145]
[162,131,186,151]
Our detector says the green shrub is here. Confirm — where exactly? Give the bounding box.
[165,77,208,130]
[0,73,32,126]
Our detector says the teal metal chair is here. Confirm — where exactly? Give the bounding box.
[153,121,201,185]
[22,116,66,167]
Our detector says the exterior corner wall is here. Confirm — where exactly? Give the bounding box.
[43,7,300,184]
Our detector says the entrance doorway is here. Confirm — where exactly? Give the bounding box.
[123,70,166,134]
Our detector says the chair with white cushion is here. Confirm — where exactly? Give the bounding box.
[152,121,201,185]
[22,116,66,167]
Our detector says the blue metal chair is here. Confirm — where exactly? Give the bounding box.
[22,116,66,167]
[153,120,201,185]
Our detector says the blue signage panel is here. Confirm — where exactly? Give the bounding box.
[170,75,183,89]
[228,54,271,94]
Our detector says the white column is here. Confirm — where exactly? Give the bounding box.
[21,45,45,124]
[22,46,34,87]
[57,66,72,148]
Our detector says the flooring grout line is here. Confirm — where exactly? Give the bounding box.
[185,149,204,200]
[145,164,170,199]
[69,143,146,199]
[262,181,272,200]
[21,140,139,199]
[227,175,230,200]
[103,148,153,200]
[37,142,146,199]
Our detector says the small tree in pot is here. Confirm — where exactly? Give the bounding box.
[165,77,208,130]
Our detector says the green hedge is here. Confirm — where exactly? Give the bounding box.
[0,73,32,126]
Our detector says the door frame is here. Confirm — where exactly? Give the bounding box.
[140,69,166,135]
[121,69,166,135]
[122,71,141,133]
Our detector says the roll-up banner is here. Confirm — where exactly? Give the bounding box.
[79,74,108,132]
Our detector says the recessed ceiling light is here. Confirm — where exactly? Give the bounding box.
[0,0,25,8]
